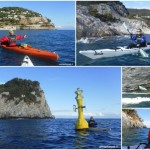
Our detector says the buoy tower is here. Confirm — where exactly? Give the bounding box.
[74,88,89,130]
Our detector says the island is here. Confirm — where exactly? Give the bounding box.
[0,78,54,119]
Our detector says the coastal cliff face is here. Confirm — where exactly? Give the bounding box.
[19,17,48,25]
[122,109,145,129]
[0,78,53,119]
[122,67,150,93]
[77,1,149,39]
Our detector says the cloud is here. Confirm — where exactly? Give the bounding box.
[55,26,62,29]
[51,109,120,118]
[0,81,5,85]
[144,120,150,128]
[55,25,75,30]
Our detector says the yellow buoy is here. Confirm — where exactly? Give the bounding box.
[74,88,89,130]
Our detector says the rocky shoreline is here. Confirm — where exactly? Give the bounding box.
[122,109,146,129]
[77,2,150,39]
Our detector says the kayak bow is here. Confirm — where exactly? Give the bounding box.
[21,55,34,66]
[1,44,59,61]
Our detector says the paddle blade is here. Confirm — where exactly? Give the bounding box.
[139,49,149,58]
[123,22,128,30]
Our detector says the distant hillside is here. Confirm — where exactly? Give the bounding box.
[127,9,150,27]
[128,8,150,17]
[0,7,55,29]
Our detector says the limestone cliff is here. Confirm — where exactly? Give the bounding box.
[122,67,150,93]
[122,109,145,129]
[0,78,53,119]
[77,1,149,39]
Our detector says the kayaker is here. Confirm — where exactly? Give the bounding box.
[0,30,26,47]
[88,116,97,128]
[128,28,146,48]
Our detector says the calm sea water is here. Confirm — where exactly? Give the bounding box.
[77,34,150,66]
[0,118,121,149]
[0,30,75,66]
[122,128,149,148]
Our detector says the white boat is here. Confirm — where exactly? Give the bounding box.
[21,55,34,66]
[79,45,150,60]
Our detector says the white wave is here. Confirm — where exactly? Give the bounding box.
[77,37,89,44]
[122,97,150,104]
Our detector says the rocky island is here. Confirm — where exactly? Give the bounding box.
[122,67,150,93]
[77,1,150,39]
[122,109,146,129]
[0,78,54,119]
[0,7,55,30]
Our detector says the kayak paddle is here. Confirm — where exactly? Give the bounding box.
[123,22,131,34]
[139,49,149,58]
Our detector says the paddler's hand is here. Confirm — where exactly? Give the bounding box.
[130,33,133,38]
[24,35,27,38]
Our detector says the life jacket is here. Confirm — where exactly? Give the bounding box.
[136,34,143,44]
[8,35,16,46]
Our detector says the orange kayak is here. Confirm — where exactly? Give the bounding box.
[1,44,59,61]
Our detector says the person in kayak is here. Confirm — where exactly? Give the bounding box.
[0,30,26,47]
[88,116,97,128]
[128,28,146,49]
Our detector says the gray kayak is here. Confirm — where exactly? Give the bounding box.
[79,45,150,59]
[88,127,110,132]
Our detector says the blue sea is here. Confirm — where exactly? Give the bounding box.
[122,128,149,149]
[0,118,121,149]
[77,34,150,66]
[0,30,75,66]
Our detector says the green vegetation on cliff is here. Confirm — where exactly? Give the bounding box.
[0,78,43,104]
[89,7,118,22]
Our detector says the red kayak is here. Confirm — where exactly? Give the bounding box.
[1,44,59,61]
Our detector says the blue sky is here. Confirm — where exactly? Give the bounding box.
[0,67,121,119]
[137,109,150,127]
[0,1,75,30]
[122,1,150,9]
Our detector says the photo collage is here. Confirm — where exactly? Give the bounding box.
[0,1,150,149]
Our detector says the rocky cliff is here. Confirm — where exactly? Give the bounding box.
[77,1,149,39]
[122,109,145,129]
[0,78,53,119]
[122,67,150,93]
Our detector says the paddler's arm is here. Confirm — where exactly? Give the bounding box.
[0,36,9,43]
[141,35,146,43]
[130,34,136,41]
[16,35,27,40]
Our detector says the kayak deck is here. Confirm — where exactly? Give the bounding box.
[1,44,59,61]
[79,46,150,60]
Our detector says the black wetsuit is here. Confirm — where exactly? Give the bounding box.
[88,119,97,128]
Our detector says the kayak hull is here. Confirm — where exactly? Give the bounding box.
[21,55,34,67]
[79,46,150,59]
[88,127,110,132]
[1,45,59,61]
